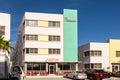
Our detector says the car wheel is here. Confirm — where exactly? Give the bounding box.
[73,76,76,80]
[89,76,93,80]
[12,77,19,80]
[66,74,68,78]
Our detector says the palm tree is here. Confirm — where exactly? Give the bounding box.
[0,36,5,49]
[0,35,14,54]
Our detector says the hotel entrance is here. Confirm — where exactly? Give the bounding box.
[48,64,55,74]
[112,64,120,72]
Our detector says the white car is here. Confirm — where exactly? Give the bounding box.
[66,71,87,80]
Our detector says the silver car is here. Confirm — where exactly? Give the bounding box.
[66,71,87,80]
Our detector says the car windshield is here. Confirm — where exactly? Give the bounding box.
[13,66,21,72]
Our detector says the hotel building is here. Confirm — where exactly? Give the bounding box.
[79,40,120,72]
[78,42,110,71]
[0,13,10,42]
[13,9,78,75]
[108,39,120,72]
[0,13,10,56]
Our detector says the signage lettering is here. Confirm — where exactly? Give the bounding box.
[64,17,76,22]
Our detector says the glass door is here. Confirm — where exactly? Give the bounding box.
[49,65,55,74]
[112,65,120,72]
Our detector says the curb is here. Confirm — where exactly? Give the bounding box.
[26,75,64,78]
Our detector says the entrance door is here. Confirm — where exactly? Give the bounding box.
[112,65,120,72]
[49,65,55,74]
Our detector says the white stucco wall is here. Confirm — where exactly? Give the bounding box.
[79,42,110,71]
[24,12,63,62]
[25,54,62,62]
[90,43,109,70]
[0,13,10,40]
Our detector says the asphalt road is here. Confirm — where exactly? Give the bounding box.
[26,77,71,80]
[26,76,120,80]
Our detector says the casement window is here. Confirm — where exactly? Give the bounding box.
[48,49,60,54]
[91,63,102,69]
[48,21,60,27]
[25,20,60,27]
[116,51,120,57]
[84,50,102,57]
[84,64,90,69]
[26,48,38,54]
[26,20,38,27]
[49,35,60,41]
[84,51,90,57]
[25,35,38,40]
[0,26,5,35]
[85,63,102,69]
[90,51,101,56]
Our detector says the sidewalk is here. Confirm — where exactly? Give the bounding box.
[103,77,120,80]
[26,74,64,78]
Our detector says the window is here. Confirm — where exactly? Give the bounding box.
[26,20,38,27]
[26,48,38,54]
[116,51,120,57]
[40,63,46,71]
[84,63,102,69]
[85,64,90,69]
[48,49,60,54]
[33,64,40,70]
[84,51,90,57]
[48,35,60,41]
[49,49,52,54]
[0,26,5,35]
[84,50,102,57]
[58,64,62,70]
[26,48,29,53]
[48,21,60,27]
[63,64,70,70]
[91,63,102,69]
[25,35,38,40]
[27,64,33,71]
[27,63,46,71]
[58,64,70,70]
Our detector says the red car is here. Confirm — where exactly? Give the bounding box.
[85,69,107,80]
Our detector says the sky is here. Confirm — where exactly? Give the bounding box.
[0,0,120,46]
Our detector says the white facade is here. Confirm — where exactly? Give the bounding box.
[79,42,110,71]
[14,11,78,75]
[23,12,63,62]
[0,13,10,56]
[0,13,10,40]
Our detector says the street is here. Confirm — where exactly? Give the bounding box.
[26,76,71,80]
[26,77,71,80]
[26,76,120,80]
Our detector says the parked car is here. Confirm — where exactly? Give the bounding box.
[66,71,87,80]
[112,71,120,77]
[104,71,113,78]
[0,54,26,80]
[85,69,107,80]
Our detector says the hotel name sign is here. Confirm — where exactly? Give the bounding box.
[64,17,76,22]
[46,58,59,62]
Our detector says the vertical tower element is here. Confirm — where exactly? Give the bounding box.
[63,9,78,62]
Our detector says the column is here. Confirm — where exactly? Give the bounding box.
[76,63,78,71]
[56,63,58,72]
[24,63,27,76]
[56,63,58,75]
[46,63,48,72]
